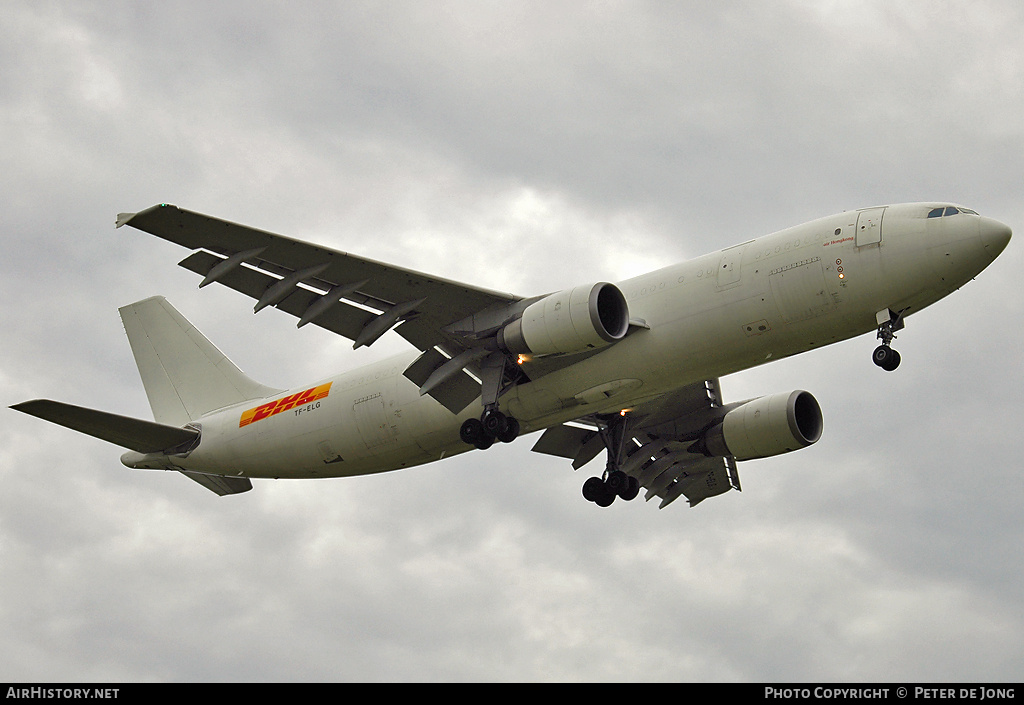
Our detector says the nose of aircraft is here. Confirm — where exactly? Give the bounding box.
[978,217,1012,260]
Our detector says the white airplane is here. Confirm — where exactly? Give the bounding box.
[12,203,1011,508]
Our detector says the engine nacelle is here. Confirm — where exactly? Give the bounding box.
[697,390,823,461]
[497,282,630,355]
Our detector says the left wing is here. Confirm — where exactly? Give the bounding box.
[531,379,741,508]
[118,204,519,348]
[118,204,526,412]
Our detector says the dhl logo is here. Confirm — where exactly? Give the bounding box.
[239,383,332,428]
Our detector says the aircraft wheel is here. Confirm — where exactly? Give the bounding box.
[593,488,616,507]
[460,418,485,445]
[582,477,604,502]
[872,345,901,371]
[482,410,509,437]
[496,416,520,443]
[620,476,641,501]
[582,476,616,507]
[606,470,629,496]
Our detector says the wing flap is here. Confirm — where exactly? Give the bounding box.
[531,425,597,460]
[401,348,481,414]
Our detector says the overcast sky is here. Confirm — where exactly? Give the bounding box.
[2,0,1021,683]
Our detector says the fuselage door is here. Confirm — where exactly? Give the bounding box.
[353,392,397,450]
[717,243,748,289]
[855,207,885,247]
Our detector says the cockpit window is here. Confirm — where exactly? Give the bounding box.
[928,206,980,218]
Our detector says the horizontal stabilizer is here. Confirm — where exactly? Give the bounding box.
[10,399,199,454]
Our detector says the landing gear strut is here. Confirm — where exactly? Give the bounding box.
[872,308,905,372]
[581,414,641,507]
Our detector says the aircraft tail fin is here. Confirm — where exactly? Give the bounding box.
[119,296,282,426]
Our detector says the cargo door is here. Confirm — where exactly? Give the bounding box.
[769,257,834,323]
[353,392,397,450]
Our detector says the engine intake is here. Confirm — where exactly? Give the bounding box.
[696,390,823,461]
[498,282,630,355]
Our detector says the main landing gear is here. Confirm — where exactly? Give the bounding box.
[582,470,640,507]
[459,352,523,450]
[872,308,905,372]
[581,414,641,507]
[460,409,520,449]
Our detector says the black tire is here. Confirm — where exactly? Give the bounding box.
[606,470,629,496]
[883,349,901,371]
[582,477,604,503]
[872,345,894,369]
[460,418,484,445]
[482,410,508,437]
[497,416,520,443]
[620,476,641,501]
[594,488,616,507]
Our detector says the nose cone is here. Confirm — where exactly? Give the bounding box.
[979,217,1012,260]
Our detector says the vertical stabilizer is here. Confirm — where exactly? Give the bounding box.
[120,297,282,425]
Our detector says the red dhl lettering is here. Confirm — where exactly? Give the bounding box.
[239,382,332,427]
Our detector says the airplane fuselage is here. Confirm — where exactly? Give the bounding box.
[122,203,1011,481]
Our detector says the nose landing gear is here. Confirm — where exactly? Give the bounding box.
[873,308,905,372]
[872,344,901,371]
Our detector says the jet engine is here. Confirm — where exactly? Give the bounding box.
[694,390,823,461]
[497,282,630,356]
